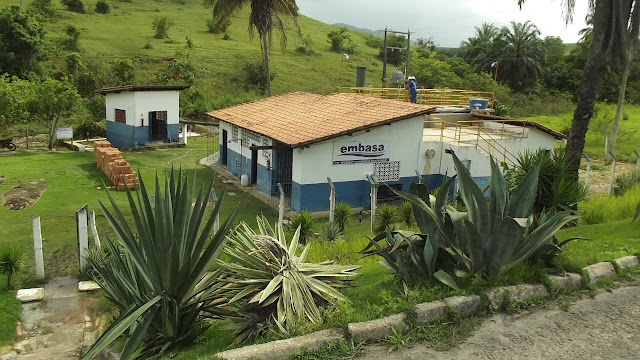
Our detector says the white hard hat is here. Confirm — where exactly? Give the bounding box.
[407,76,416,80]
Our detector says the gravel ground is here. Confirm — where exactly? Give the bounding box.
[359,286,640,360]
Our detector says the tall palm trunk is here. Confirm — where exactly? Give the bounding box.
[262,35,271,97]
[605,51,632,165]
[566,0,613,180]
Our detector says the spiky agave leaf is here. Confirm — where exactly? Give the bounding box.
[218,216,359,341]
[82,169,238,360]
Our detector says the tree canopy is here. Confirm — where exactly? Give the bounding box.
[0,6,48,79]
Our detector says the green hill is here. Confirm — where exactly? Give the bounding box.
[1,0,388,115]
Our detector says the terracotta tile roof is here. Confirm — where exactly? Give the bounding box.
[206,92,436,147]
[471,111,566,140]
[95,85,190,94]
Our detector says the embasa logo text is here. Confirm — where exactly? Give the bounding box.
[339,143,385,158]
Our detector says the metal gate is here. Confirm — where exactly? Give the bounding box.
[268,145,293,208]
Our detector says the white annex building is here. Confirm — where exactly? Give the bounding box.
[206,92,564,212]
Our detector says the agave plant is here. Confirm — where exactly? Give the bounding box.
[333,202,352,232]
[364,153,581,283]
[219,216,359,342]
[318,222,343,242]
[0,247,24,289]
[374,204,398,234]
[82,169,237,360]
[399,201,414,228]
[288,210,315,243]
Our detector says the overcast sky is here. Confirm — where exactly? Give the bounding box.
[296,0,590,47]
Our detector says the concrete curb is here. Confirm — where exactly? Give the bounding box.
[215,328,345,360]
[98,256,640,360]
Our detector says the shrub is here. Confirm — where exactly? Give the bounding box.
[152,15,174,39]
[327,27,356,54]
[242,58,274,94]
[61,0,86,13]
[95,0,110,14]
[374,204,398,234]
[318,222,343,242]
[82,169,238,359]
[333,202,352,232]
[363,154,580,284]
[614,170,640,197]
[222,34,231,40]
[399,201,414,228]
[62,24,82,51]
[206,18,231,34]
[219,217,358,342]
[288,210,315,243]
[75,119,106,139]
[0,247,24,289]
[30,0,56,17]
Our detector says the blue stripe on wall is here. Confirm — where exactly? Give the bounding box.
[107,122,149,148]
[167,124,179,139]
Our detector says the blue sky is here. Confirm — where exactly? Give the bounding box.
[296,0,589,47]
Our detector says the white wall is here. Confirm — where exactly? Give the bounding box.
[134,91,180,127]
[419,142,492,178]
[105,92,136,125]
[292,116,424,185]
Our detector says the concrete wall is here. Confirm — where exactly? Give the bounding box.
[133,91,180,127]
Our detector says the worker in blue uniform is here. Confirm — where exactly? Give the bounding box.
[405,76,417,104]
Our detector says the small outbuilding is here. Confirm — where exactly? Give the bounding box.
[96,85,190,148]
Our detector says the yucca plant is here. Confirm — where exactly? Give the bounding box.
[318,222,343,242]
[333,202,352,232]
[0,247,24,289]
[219,216,359,342]
[288,210,315,243]
[374,204,398,234]
[82,169,238,360]
[399,201,414,228]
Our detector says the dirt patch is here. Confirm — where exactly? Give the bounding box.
[2,179,47,210]
[579,160,636,195]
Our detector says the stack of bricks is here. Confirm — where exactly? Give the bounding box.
[93,141,139,190]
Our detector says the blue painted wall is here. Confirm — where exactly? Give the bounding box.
[107,122,149,148]
[257,163,272,195]
[107,122,179,148]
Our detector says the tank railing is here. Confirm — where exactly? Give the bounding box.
[342,87,494,108]
[423,120,526,165]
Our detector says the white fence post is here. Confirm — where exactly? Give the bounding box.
[367,174,379,234]
[211,190,220,234]
[608,152,617,196]
[583,153,591,188]
[328,177,335,224]
[32,216,44,280]
[89,210,101,248]
[76,205,89,273]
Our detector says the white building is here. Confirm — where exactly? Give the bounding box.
[96,85,190,148]
[206,92,564,212]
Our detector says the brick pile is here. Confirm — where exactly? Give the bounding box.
[93,141,139,190]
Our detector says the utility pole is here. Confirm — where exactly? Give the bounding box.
[406,30,411,77]
[382,27,388,88]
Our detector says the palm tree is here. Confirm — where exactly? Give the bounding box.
[497,21,544,92]
[459,23,500,73]
[207,0,300,96]
[518,0,640,178]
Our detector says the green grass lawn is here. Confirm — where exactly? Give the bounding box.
[525,103,640,162]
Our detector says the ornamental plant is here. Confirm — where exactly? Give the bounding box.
[82,169,237,360]
[219,216,359,342]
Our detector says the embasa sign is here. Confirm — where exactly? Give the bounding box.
[333,140,388,165]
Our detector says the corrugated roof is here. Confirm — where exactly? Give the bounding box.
[95,85,191,94]
[471,111,567,140]
[206,92,436,148]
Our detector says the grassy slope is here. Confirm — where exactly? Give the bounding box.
[2,0,384,103]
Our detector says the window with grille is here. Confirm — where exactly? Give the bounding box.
[156,111,167,121]
[231,125,238,142]
[115,109,126,124]
[374,161,401,182]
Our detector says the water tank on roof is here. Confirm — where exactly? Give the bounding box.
[356,67,367,87]
[391,69,404,82]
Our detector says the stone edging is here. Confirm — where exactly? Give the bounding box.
[103,255,640,360]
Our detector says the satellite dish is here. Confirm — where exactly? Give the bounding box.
[426,149,436,159]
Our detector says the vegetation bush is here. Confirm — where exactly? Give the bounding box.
[74,119,106,139]
[333,202,352,233]
[95,0,110,14]
[0,247,24,289]
[206,18,230,34]
[505,148,588,214]
[62,24,82,52]
[374,204,398,234]
[61,0,86,13]
[318,222,343,242]
[399,201,414,228]
[218,217,358,341]
[82,169,238,359]
[364,154,579,286]
[613,170,640,197]
[242,58,274,94]
[29,0,56,17]
[288,210,315,244]
[327,27,356,54]
[580,187,640,225]
[152,14,174,39]
[295,35,316,56]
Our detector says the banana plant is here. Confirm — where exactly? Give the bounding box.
[82,169,238,360]
[218,216,359,343]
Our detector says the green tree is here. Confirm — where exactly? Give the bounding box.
[61,0,86,13]
[459,23,500,73]
[380,33,406,66]
[208,0,300,97]
[0,75,34,130]
[327,26,356,54]
[496,21,545,91]
[27,77,82,149]
[29,0,56,17]
[62,24,82,52]
[0,6,47,78]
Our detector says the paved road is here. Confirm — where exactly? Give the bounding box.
[358,286,640,360]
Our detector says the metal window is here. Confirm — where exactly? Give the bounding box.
[115,109,126,124]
